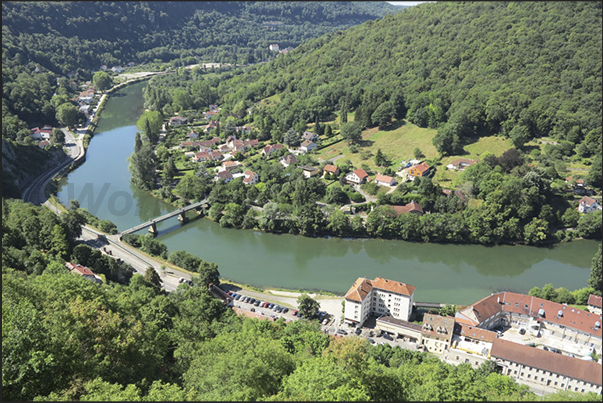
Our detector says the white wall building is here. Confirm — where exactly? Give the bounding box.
[344,277,415,326]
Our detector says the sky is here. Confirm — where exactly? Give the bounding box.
[386,1,434,6]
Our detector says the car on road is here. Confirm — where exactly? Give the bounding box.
[336,329,348,335]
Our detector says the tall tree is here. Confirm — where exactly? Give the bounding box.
[144,267,163,289]
[92,71,113,92]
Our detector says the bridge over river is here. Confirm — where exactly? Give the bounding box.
[120,199,208,236]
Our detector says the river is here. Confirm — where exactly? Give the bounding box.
[57,80,600,305]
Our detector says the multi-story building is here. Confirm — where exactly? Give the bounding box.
[491,338,602,395]
[421,313,455,356]
[344,277,415,326]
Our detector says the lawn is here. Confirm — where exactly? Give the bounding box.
[314,119,439,172]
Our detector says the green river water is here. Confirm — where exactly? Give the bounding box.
[57,80,600,305]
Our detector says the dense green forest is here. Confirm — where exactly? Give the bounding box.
[3,198,601,401]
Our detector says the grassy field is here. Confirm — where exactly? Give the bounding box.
[314,119,439,171]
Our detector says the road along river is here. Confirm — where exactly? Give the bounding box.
[56,80,600,305]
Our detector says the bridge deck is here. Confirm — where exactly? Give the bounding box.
[121,199,207,235]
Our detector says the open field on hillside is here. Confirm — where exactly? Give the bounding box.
[315,119,439,171]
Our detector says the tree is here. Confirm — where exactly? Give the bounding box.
[128,144,156,190]
[586,154,602,190]
[144,267,163,289]
[341,121,362,144]
[55,103,79,128]
[509,124,531,149]
[374,148,388,167]
[50,224,70,259]
[198,261,220,288]
[52,128,65,145]
[92,71,113,92]
[371,101,395,127]
[136,111,163,144]
[297,294,320,318]
[324,124,332,138]
[414,147,425,159]
[589,244,602,296]
[283,128,301,147]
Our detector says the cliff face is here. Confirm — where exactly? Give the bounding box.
[2,138,68,198]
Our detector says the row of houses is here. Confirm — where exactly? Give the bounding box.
[344,276,603,395]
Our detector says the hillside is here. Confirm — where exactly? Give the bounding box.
[215,1,601,157]
[2,1,398,75]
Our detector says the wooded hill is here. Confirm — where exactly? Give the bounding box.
[214,1,601,157]
[2,1,398,74]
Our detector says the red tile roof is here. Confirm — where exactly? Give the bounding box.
[453,322,497,343]
[588,294,602,309]
[422,314,455,340]
[324,164,339,173]
[413,162,430,173]
[578,196,598,207]
[491,338,602,386]
[375,174,394,183]
[344,277,373,303]
[388,201,423,215]
[353,169,368,179]
[457,292,602,338]
[372,277,416,297]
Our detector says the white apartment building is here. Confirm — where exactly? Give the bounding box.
[344,277,415,326]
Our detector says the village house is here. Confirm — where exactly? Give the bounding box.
[299,140,318,153]
[243,170,259,185]
[376,316,423,344]
[421,313,455,356]
[215,170,233,183]
[300,166,321,178]
[205,120,219,132]
[344,277,416,326]
[38,140,51,148]
[236,125,253,135]
[111,66,124,73]
[269,43,280,52]
[187,130,199,140]
[408,162,431,178]
[446,158,478,171]
[210,150,223,161]
[66,262,102,284]
[222,160,242,172]
[180,141,204,149]
[169,116,188,126]
[280,154,299,168]
[374,173,397,187]
[323,164,340,177]
[388,201,424,216]
[577,196,601,213]
[345,169,369,185]
[588,294,602,315]
[302,131,320,142]
[219,144,230,153]
[262,143,284,156]
[192,152,210,162]
[31,125,53,141]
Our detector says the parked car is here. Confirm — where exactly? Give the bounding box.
[234,294,241,300]
[355,328,362,335]
[276,307,282,313]
[282,307,289,313]
[268,303,274,309]
[263,302,270,308]
[227,290,233,295]
[322,318,329,325]
[254,300,261,306]
[295,312,302,317]
[368,338,376,344]
[250,307,255,312]
[336,329,348,335]
[383,333,394,341]
[249,298,256,304]
[292,310,298,316]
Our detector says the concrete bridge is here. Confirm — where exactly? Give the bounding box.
[120,199,208,236]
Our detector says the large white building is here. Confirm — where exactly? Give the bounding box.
[344,277,415,326]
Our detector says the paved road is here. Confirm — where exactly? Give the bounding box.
[78,226,191,293]
[23,128,85,205]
